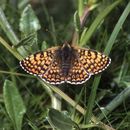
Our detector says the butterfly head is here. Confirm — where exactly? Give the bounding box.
[61,42,71,51]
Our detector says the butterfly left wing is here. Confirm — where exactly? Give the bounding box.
[66,59,91,84]
[73,47,111,75]
[20,47,59,76]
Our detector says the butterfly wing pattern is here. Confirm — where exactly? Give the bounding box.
[66,58,91,84]
[75,47,111,75]
[40,60,65,84]
[20,43,111,85]
[20,47,58,75]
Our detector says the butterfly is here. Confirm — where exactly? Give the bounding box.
[20,43,111,84]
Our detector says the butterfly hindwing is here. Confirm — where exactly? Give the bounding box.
[66,59,91,84]
[40,60,65,84]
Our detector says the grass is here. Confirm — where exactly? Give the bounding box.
[0,0,130,130]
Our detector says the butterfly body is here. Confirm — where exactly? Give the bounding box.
[55,43,76,76]
[20,43,111,85]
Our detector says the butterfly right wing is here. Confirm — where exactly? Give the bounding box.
[73,47,111,75]
[20,47,59,76]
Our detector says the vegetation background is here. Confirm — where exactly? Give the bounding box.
[0,0,130,130]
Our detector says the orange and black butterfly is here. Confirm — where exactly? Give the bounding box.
[20,43,111,84]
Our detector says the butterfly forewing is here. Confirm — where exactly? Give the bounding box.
[75,47,111,75]
[20,47,59,76]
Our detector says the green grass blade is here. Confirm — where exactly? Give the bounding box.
[0,7,28,57]
[0,8,19,45]
[78,0,84,17]
[3,80,26,130]
[80,0,122,46]
[98,87,130,120]
[104,1,130,55]
[50,16,57,45]
[85,75,101,123]
[74,11,81,33]
[0,36,23,60]
[28,121,40,130]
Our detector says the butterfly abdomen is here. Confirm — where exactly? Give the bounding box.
[61,63,71,76]
[61,47,72,76]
